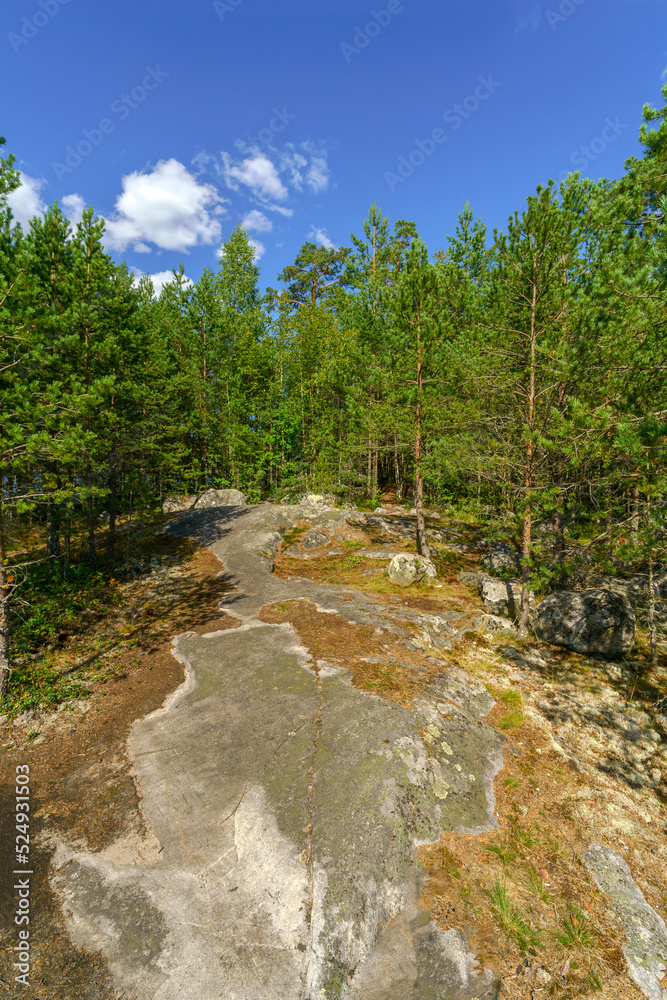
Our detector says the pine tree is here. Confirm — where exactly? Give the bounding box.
[390,239,442,556]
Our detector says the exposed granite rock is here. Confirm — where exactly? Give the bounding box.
[583,842,667,1000]
[479,575,533,620]
[532,588,636,659]
[388,553,438,585]
[161,494,196,513]
[592,572,667,629]
[473,614,518,637]
[194,488,246,508]
[481,543,521,575]
[300,527,330,550]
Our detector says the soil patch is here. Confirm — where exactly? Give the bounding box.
[419,638,667,999]
[258,598,447,709]
[0,542,230,998]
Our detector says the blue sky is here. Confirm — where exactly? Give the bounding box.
[2,0,667,293]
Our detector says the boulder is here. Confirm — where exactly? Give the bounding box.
[532,588,636,659]
[296,492,337,508]
[457,570,483,588]
[387,552,438,587]
[162,494,197,514]
[592,572,667,629]
[480,575,533,620]
[481,543,521,575]
[473,614,518,637]
[300,528,329,551]
[388,553,437,586]
[194,488,246,508]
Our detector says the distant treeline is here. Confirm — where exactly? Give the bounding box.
[1,87,666,628]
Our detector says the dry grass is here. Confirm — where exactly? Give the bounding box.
[258,598,446,708]
[419,642,665,999]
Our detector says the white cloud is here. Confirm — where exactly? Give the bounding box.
[242,209,272,233]
[266,203,294,218]
[306,153,330,193]
[248,238,265,260]
[6,173,47,227]
[207,141,331,204]
[61,193,85,227]
[279,149,308,191]
[309,227,335,249]
[221,151,288,201]
[130,266,193,296]
[277,142,330,195]
[105,159,226,253]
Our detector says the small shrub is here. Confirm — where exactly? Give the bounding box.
[487,879,540,952]
[556,906,594,949]
[499,709,525,730]
[526,866,550,903]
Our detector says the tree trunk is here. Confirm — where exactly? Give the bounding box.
[86,466,96,569]
[646,497,657,670]
[47,492,60,563]
[367,435,372,499]
[0,502,10,696]
[553,503,567,589]
[648,549,657,671]
[520,504,532,632]
[63,513,71,579]
[414,305,430,559]
[107,459,117,563]
[394,436,403,501]
[631,485,640,542]
[519,274,537,636]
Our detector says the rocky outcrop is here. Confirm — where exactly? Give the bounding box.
[584,843,667,1000]
[388,553,438,585]
[480,575,533,620]
[532,588,636,659]
[592,572,667,629]
[296,492,337,507]
[283,527,332,557]
[473,614,518,636]
[481,543,521,575]
[49,503,501,1000]
[161,494,196,514]
[300,527,329,550]
[194,488,246,508]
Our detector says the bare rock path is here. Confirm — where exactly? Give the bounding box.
[50,504,502,999]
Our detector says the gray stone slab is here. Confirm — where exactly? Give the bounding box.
[583,842,667,1000]
[49,504,503,999]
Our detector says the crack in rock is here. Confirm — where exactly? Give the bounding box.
[48,504,503,1000]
